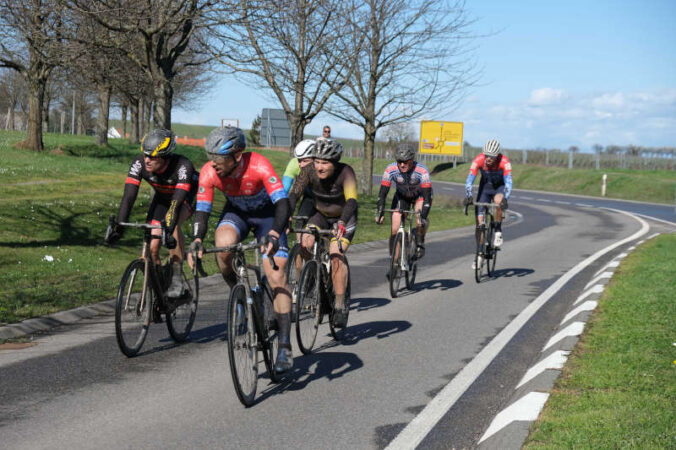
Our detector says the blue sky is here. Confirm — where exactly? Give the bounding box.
[173,0,676,151]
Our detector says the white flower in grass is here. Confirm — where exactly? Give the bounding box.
[43,255,54,262]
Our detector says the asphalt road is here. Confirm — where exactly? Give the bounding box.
[1,184,673,449]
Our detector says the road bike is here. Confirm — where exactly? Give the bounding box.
[285,215,311,320]
[465,202,499,282]
[195,241,279,407]
[108,216,198,357]
[383,208,421,298]
[292,226,351,354]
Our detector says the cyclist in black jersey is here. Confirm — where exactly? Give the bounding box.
[376,143,433,259]
[287,137,358,328]
[105,128,198,299]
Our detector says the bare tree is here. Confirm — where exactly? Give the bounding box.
[0,0,71,150]
[382,122,415,146]
[327,0,478,193]
[0,70,28,130]
[71,0,211,129]
[207,0,358,151]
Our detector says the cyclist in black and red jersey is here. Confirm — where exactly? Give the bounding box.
[187,127,294,373]
[287,137,358,329]
[376,142,433,260]
[105,128,198,299]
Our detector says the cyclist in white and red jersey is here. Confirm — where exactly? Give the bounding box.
[188,127,294,373]
[376,142,433,259]
[105,128,198,300]
[463,139,512,266]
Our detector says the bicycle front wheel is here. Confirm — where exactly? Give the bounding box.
[227,284,258,407]
[485,225,495,277]
[115,260,152,357]
[166,266,199,342]
[260,277,279,383]
[405,231,418,290]
[296,260,321,354]
[286,243,303,321]
[389,233,403,298]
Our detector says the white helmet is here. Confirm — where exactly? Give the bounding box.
[483,139,501,157]
[294,139,316,159]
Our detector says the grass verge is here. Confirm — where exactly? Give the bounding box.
[1,130,471,324]
[524,234,676,448]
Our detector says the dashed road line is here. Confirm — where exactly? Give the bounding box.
[574,284,605,305]
[516,351,570,388]
[584,271,613,289]
[561,301,598,325]
[478,392,550,443]
[542,322,586,352]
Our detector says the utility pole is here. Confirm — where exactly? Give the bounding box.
[71,92,75,134]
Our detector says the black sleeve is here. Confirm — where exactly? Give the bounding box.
[340,198,358,224]
[117,183,139,223]
[193,210,210,240]
[272,198,291,235]
[421,186,432,219]
[376,184,389,211]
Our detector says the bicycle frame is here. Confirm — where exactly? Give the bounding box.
[383,208,420,273]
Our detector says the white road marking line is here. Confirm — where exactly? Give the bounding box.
[627,246,636,251]
[554,201,570,205]
[561,301,598,325]
[574,284,605,305]
[648,232,661,239]
[537,198,552,202]
[584,271,613,290]
[594,261,619,277]
[616,252,628,259]
[634,214,676,227]
[443,187,456,191]
[576,203,593,207]
[520,196,534,200]
[543,322,586,352]
[478,392,550,443]
[385,210,649,450]
[516,351,570,389]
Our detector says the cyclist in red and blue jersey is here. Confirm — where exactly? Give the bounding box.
[463,139,512,266]
[105,128,198,300]
[187,127,294,373]
[376,143,433,259]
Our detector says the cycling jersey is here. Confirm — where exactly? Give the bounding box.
[377,161,433,219]
[193,152,289,240]
[288,162,358,224]
[465,153,513,199]
[117,154,197,233]
[282,158,301,193]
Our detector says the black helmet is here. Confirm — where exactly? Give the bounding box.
[205,126,246,157]
[395,142,416,162]
[314,137,343,161]
[141,128,176,157]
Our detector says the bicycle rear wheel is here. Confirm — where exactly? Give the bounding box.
[227,284,258,407]
[485,224,496,277]
[389,233,403,298]
[474,239,485,283]
[405,231,418,290]
[329,259,351,340]
[166,265,199,342]
[115,260,152,357]
[295,260,321,354]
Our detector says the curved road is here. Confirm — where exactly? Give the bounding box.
[1,184,674,449]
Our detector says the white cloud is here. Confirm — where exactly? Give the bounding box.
[591,92,625,109]
[528,88,566,106]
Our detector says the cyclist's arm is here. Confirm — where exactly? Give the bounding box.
[340,166,358,224]
[282,158,300,194]
[193,163,216,240]
[287,165,311,212]
[464,155,482,197]
[419,165,433,219]
[501,157,513,199]
[259,156,291,235]
[376,165,393,214]
[117,157,143,222]
[164,159,194,234]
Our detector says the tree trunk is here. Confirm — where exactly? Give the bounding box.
[60,109,65,134]
[144,98,152,133]
[129,99,140,144]
[288,114,306,156]
[121,103,128,138]
[153,78,173,129]
[96,84,111,146]
[8,105,15,131]
[360,124,377,195]
[20,77,46,151]
[43,95,51,133]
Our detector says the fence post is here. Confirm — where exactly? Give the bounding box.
[602,173,607,197]
[522,149,527,164]
[545,150,549,165]
[595,151,600,170]
[568,150,573,169]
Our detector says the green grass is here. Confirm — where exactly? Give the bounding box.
[414,160,676,204]
[0,130,470,324]
[524,234,676,448]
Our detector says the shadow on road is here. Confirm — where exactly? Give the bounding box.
[350,296,391,312]
[411,278,462,292]
[491,267,534,279]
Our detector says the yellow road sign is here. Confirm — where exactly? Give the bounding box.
[419,120,464,156]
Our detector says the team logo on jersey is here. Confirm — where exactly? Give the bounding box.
[178,166,187,180]
[269,176,278,184]
[396,176,404,183]
[199,186,205,193]
[130,160,142,176]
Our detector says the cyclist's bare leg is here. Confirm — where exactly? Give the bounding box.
[330,239,350,308]
[214,224,239,288]
[149,227,163,265]
[493,193,504,232]
[264,257,291,313]
[168,203,191,263]
[414,200,428,242]
[300,231,316,259]
[476,214,485,247]
[390,212,402,255]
